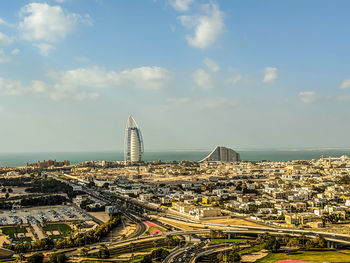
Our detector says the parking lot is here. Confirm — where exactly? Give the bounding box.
[0,205,91,226]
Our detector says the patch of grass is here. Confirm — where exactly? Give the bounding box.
[146,225,166,235]
[239,244,264,256]
[131,255,144,262]
[43,223,72,234]
[210,238,246,245]
[1,227,27,235]
[257,250,350,263]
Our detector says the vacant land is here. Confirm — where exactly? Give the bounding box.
[88,212,110,223]
[257,250,350,263]
[154,217,196,230]
[242,250,268,263]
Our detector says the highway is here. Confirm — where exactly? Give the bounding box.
[52,171,350,247]
[152,214,350,245]
[45,172,350,261]
[164,241,207,263]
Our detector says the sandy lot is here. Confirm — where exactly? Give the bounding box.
[88,212,110,223]
[242,250,268,262]
[0,187,29,198]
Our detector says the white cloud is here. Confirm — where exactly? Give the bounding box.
[192,68,215,89]
[35,43,55,56]
[263,67,278,83]
[169,0,194,11]
[11,48,20,55]
[0,18,13,27]
[299,91,317,104]
[203,58,219,72]
[0,66,171,100]
[50,66,171,90]
[0,76,99,101]
[19,3,92,43]
[0,49,10,63]
[0,77,26,95]
[178,3,224,49]
[340,79,350,90]
[225,74,242,85]
[0,32,13,46]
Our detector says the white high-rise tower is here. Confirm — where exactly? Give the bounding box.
[124,115,144,162]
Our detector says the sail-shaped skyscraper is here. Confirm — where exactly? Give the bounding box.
[124,115,144,162]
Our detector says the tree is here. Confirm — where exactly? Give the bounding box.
[28,253,44,263]
[5,193,9,199]
[49,253,68,263]
[141,254,152,263]
[98,244,110,259]
[217,252,224,262]
[80,247,89,257]
[339,175,350,184]
[1,187,6,193]
[316,236,327,248]
[7,188,13,193]
[287,237,300,248]
[227,251,241,263]
[264,236,280,252]
[305,240,314,250]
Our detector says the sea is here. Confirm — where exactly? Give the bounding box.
[1,149,350,167]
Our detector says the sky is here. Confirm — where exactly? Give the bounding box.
[0,0,350,153]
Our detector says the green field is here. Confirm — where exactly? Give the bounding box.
[43,223,72,234]
[1,226,31,244]
[239,244,264,256]
[257,250,350,263]
[210,238,246,245]
[1,227,27,235]
[146,225,166,235]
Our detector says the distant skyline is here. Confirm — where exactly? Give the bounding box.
[1,0,350,153]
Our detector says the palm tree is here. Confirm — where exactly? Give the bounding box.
[166,236,172,248]
[19,253,25,263]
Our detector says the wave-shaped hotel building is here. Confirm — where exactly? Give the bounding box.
[124,115,144,163]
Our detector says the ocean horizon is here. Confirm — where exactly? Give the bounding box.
[1,149,350,167]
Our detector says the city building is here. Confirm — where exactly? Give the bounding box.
[200,146,240,162]
[124,115,144,162]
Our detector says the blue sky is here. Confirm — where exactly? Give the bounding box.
[0,0,350,153]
